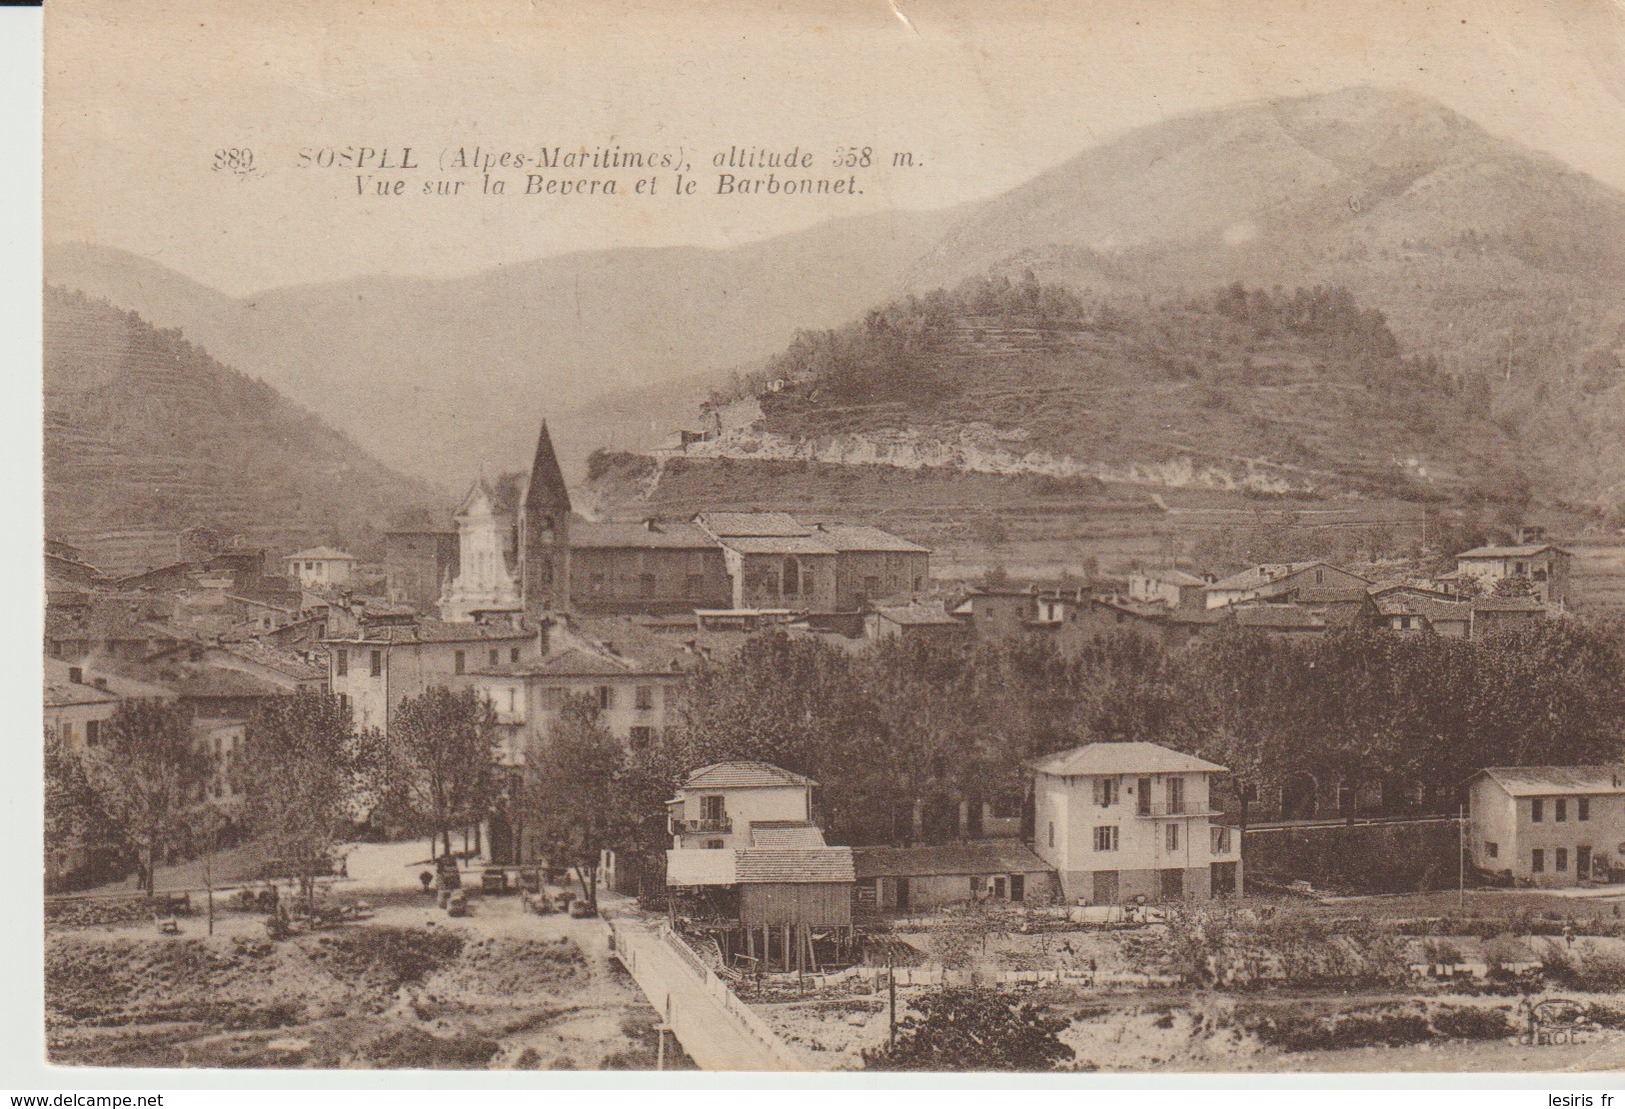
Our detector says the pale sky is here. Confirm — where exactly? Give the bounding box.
[44,0,1625,296]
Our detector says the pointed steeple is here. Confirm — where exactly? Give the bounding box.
[523,421,571,515]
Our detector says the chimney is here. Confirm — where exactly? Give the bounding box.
[68,666,84,684]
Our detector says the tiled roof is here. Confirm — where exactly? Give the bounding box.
[683,761,818,790]
[215,641,326,681]
[717,535,838,556]
[1375,595,1472,621]
[573,521,718,549]
[1206,562,1322,592]
[1140,568,1207,586]
[1477,766,1625,797]
[1029,741,1227,777]
[749,822,828,848]
[694,512,810,538]
[852,842,1052,879]
[1472,596,1550,613]
[733,847,854,884]
[284,546,356,562]
[1457,545,1571,560]
[1226,603,1325,630]
[872,602,963,627]
[325,619,535,645]
[44,658,173,705]
[812,524,930,553]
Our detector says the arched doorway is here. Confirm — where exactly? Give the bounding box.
[1280,771,1319,820]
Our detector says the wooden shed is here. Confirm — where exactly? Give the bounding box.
[736,848,855,928]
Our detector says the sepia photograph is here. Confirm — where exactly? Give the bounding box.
[32,0,1625,1080]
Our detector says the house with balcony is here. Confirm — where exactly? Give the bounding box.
[1029,741,1241,904]
[1466,766,1625,888]
[665,761,857,973]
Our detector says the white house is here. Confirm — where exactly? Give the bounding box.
[1467,766,1625,887]
[1029,741,1241,904]
[664,761,853,886]
[283,546,357,590]
[1454,544,1572,605]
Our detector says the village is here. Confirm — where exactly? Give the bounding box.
[42,419,1625,1072]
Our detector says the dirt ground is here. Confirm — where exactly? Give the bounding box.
[46,890,694,1070]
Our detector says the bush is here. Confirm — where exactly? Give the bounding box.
[1429,1005,1513,1040]
[863,987,1073,1071]
[1544,945,1625,991]
[1241,1004,1433,1052]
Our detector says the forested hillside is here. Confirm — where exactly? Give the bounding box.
[44,286,441,572]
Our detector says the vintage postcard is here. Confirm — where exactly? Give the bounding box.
[38,0,1625,1077]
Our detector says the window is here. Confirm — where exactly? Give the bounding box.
[1093,826,1118,852]
[60,721,74,745]
[639,573,657,597]
[84,719,100,747]
[1532,849,1545,873]
[1047,821,1055,849]
[1557,848,1569,872]
[1093,778,1118,807]
[700,795,725,822]
[370,650,382,677]
[336,648,348,677]
[1211,826,1231,854]
[1556,798,1568,822]
[337,692,350,717]
[863,575,881,596]
[1579,797,1590,821]
[511,647,520,664]
[597,686,614,710]
[635,685,654,711]
[454,650,465,675]
[1166,824,1180,852]
[1531,798,1544,823]
[630,725,654,750]
[705,839,724,850]
[1167,777,1186,815]
[489,648,499,667]
[1137,777,1152,815]
[1485,841,1499,859]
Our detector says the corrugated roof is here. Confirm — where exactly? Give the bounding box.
[734,847,854,884]
[1477,767,1625,796]
[683,761,818,790]
[852,842,1052,879]
[1457,545,1571,560]
[749,822,828,848]
[1029,741,1227,777]
[573,521,719,550]
[812,524,930,553]
[284,546,356,562]
[694,512,810,538]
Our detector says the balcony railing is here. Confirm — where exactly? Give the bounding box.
[678,817,732,834]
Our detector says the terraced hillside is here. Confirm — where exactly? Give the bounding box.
[44,286,440,573]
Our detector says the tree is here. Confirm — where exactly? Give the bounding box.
[863,987,1073,1071]
[1491,574,1536,598]
[79,699,214,894]
[523,695,650,910]
[44,729,121,889]
[385,687,501,859]
[241,691,381,908]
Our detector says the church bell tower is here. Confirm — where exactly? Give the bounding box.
[519,420,571,620]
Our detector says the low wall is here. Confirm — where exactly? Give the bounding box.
[1244,820,1462,894]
